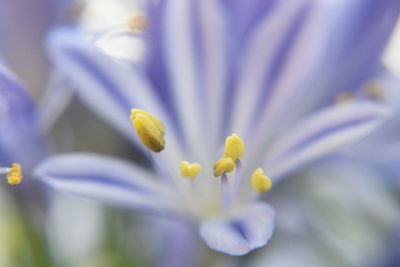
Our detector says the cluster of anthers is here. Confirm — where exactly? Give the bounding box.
[0,163,23,185]
[130,109,272,211]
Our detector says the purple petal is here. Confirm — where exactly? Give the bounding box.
[147,0,230,153]
[35,153,179,213]
[199,202,275,255]
[264,102,389,180]
[0,62,46,169]
[315,0,400,105]
[230,0,319,139]
[218,0,277,40]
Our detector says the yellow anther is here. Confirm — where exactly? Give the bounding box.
[335,92,354,104]
[251,168,272,193]
[364,81,384,100]
[128,13,148,32]
[180,161,201,179]
[213,157,235,177]
[130,109,165,152]
[224,133,244,162]
[131,109,165,134]
[7,163,22,185]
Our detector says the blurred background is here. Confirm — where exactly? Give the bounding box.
[0,0,399,266]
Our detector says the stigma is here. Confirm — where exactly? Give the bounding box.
[251,168,272,193]
[224,134,244,162]
[180,161,201,179]
[0,163,23,185]
[130,109,165,152]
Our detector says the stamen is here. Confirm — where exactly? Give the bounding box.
[221,173,230,209]
[364,81,385,100]
[251,168,272,193]
[213,157,234,177]
[5,163,23,185]
[180,161,201,179]
[148,150,175,186]
[233,160,243,194]
[128,13,148,32]
[335,92,354,104]
[224,133,244,162]
[130,109,165,152]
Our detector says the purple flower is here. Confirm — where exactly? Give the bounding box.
[35,0,399,256]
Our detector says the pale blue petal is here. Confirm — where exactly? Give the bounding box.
[339,70,400,177]
[231,0,399,147]
[199,202,275,255]
[264,102,389,180]
[230,0,321,139]
[0,62,46,170]
[313,0,400,106]
[219,0,277,40]
[37,72,73,132]
[35,153,179,213]
[162,0,225,156]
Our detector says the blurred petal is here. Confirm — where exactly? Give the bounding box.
[231,0,323,139]
[218,0,277,40]
[291,0,400,114]
[339,70,400,173]
[35,153,178,213]
[0,0,52,90]
[316,0,400,104]
[37,72,73,132]
[249,239,327,267]
[264,102,389,179]
[46,193,104,266]
[199,202,275,255]
[0,62,46,169]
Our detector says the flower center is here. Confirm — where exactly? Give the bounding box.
[130,109,272,216]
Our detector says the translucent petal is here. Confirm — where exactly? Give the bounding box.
[199,202,275,255]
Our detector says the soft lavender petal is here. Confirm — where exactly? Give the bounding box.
[37,72,73,132]
[264,102,389,180]
[163,0,215,156]
[218,0,277,40]
[199,202,275,255]
[230,0,321,140]
[0,62,46,169]
[35,153,179,213]
[314,0,400,106]
[286,0,400,115]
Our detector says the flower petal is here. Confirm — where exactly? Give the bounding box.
[199,202,275,255]
[37,72,73,132]
[0,62,46,169]
[315,0,400,105]
[35,153,179,213]
[232,0,399,151]
[230,0,321,139]
[264,102,389,180]
[162,0,229,156]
